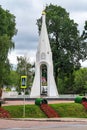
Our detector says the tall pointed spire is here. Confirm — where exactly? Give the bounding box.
[37,11,51,57]
[30,11,59,98]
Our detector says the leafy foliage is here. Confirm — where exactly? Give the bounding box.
[37,4,87,93]
[73,68,87,94]
[0,6,17,38]
[6,70,19,87]
[0,6,17,88]
[81,21,87,40]
[0,35,12,87]
[16,56,33,93]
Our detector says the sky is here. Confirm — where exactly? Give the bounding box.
[0,0,87,67]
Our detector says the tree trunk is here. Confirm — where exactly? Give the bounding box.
[0,88,2,99]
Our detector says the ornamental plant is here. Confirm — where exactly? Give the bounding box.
[82,101,87,109]
[0,107,11,118]
[40,104,60,118]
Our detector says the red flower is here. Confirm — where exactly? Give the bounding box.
[82,101,87,110]
[0,107,11,118]
[40,104,60,118]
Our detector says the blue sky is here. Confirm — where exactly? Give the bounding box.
[0,0,87,67]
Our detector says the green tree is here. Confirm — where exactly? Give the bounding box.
[0,6,17,90]
[37,4,87,93]
[73,68,87,95]
[16,56,33,94]
[6,70,19,87]
[0,6,17,38]
[81,21,87,39]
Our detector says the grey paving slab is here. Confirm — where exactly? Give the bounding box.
[1,124,87,130]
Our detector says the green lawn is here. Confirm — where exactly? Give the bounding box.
[3,103,87,118]
[3,104,46,118]
[50,103,87,118]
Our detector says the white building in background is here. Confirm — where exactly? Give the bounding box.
[30,11,59,98]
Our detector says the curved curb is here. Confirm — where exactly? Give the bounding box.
[1,118,87,122]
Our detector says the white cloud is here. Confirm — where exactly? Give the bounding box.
[80,60,87,68]
[43,0,87,12]
[70,12,87,32]
[8,49,36,65]
[1,0,87,67]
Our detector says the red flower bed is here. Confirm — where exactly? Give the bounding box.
[82,101,87,109]
[40,104,60,118]
[0,107,11,118]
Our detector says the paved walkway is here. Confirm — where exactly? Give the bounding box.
[0,118,87,129]
[2,100,74,106]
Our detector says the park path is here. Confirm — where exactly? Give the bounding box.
[0,118,87,129]
[2,100,73,106]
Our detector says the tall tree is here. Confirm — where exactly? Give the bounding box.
[16,56,33,93]
[37,4,87,92]
[0,6,17,90]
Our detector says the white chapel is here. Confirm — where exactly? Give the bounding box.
[30,11,59,98]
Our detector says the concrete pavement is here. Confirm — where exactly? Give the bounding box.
[2,99,74,106]
[0,118,87,129]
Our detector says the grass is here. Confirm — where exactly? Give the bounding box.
[2,103,87,118]
[3,104,47,118]
[50,103,87,118]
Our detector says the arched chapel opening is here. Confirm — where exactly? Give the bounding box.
[40,64,48,96]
